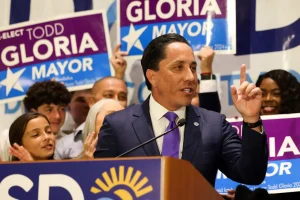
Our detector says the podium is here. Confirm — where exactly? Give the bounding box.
[0,157,223,199]
[158,157,222,199]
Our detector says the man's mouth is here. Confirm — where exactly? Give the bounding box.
[181,88,194,94]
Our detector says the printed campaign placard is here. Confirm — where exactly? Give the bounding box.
[118,0,236,56]
[0,10,112,104]
[215,114,300,194]
[0,159,161,199]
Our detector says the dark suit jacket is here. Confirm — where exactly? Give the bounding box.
[95,98,268,186]
[199,92,221,113]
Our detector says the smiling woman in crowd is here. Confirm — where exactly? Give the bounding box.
[256,69,300,115]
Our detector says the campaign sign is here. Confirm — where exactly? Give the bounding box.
[215,114,300,194]
[0,10,112,104]
[118,0,236,56]
[0,158,161,199]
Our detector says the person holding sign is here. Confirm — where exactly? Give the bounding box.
[95,33,268,186]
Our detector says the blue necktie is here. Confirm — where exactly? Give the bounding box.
[161,112,180,158]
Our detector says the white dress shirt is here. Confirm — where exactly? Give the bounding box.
[149,95,186,158]
[200,79,217,93]
[54,122,85,159]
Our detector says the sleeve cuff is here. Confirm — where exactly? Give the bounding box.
[200,80,217,93]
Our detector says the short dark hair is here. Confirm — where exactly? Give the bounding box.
[256,69,300,114]
[141,33,190,90]
[23,81,71,111]
[9,112,51,161]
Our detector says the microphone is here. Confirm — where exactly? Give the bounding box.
[116,118,186,158]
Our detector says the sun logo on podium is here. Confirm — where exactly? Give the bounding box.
[90,166,153,200]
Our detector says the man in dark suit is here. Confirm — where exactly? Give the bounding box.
[94,33,268,186]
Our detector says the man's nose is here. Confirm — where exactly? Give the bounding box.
[112,95,118,101]
[184,68,195,81]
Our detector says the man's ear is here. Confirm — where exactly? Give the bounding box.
[146,69,156,88]
[30,108,37,112]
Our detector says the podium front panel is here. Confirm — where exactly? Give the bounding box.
[0,158,162,199]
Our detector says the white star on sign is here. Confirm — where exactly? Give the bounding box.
[0,68,26,96]
[122,24,147,52]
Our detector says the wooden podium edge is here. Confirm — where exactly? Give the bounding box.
[162,157,223,200]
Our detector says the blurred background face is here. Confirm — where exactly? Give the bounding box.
[34,104,66,134]
[259,78,281,115]
[95,101,124,133]
[68,90,91,127]
[22,116,55,160]
[92,78,128,108]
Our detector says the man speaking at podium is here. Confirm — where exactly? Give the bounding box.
[94,33,268,186]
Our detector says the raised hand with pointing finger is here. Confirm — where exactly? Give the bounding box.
[110,44,128,79]
[231,64,263,132]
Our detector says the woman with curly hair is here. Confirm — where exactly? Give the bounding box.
[256,70,300,115]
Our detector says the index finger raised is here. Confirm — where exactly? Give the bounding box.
[113,44,122,54]
[240,64,247,85]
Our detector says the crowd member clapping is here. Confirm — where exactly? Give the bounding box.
[256,69,300,115]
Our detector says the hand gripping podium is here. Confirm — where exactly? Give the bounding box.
[0,157,223,200]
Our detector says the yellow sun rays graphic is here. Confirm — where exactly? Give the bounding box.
[90,166,153,199]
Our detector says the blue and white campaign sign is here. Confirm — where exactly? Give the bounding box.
[118,0,236,56]
[0,10,112,104]
[216,114,300,194]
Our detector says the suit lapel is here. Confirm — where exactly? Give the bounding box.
[182,105,202,162]
[132,97,160,156]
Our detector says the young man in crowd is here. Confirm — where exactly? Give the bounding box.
[61,89,92,134]
[23,80,71,140]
